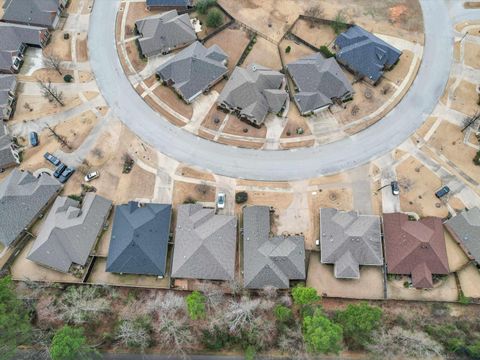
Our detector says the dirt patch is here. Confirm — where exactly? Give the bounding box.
[172,181,216,206]
[464,41,480,69]
[396,156,448,218]
[76,33,88,62]
[387,275,458,302]
[383,50,414,84]
[43,31,72,61]
[281,106,312,138]
[201,105,227,131]
[176,166,216,182]
[125,40,147,73]
[205,27,250,71]
[280,39,316,64]
[445,230,470,272]
[217,136,264,149]
[22,68,74,83]
[447,80,479,116]
[53,110,99,152]
[292,20,336,48]
[458,263,480,298]
[144,95,187,127]
[222,116,267,138]
[280,139,315,149]
[307,253,385,299]
[243,37,282,70]
[415,116,438,139]
[152,85,193,120]
[144,74,157,88]
[464,2,480,9]
[11,94,81,124]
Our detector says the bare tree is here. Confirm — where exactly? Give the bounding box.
[278,325,309,359]
[260,285,278,300]
[381,84,391,95]
[16,329,51,360]
[156,314,193,358]
[222,297,260,333]
[46,124,72,150]
[38,79,64,106]
[305,5,324,27]
[147,292,186,316]
[227,278,244,297]
[116,319,151,351]
[92,147,104,159]
[351,104,360,116]
[462,112,480,132]
[44,52,63,75]
[199,283,224,309]
[367,327,444,360]
[56,286,110,325]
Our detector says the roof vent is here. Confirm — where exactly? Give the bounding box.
[252,65,257,72]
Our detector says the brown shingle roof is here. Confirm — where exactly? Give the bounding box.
[383,213,449,288]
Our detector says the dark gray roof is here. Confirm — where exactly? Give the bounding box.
[135,10,196,57]
[445,207,480,263]
[106,202,172,276]
[243,206,305,289]
[156,41,228,102]
[27,193,112,273]
[171,204,237,280]
[0,23,48,71]
[217,64,288,126]
[0,170,61,247]
[0,75,16,119]
[335,25,402,83]
[2,0,62,28]
[320,208,383,279]
[146,0,192,7]
[286,53,353,115]
[0,121,17,168]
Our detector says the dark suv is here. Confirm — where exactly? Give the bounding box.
[435,186,450,199]
[44,152,60,166]
[59,167,75,183]
[53,163,67,178]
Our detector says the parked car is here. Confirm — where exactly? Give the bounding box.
[44,152,61,166]
[53,163,67,178]
[217,192,226,209]
[30,132,39,147]
[59,167,75,183]
[435,186,450,199]
[84,171,99,182]
[391,181,400,196]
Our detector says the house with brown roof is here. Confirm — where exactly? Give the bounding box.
[383,213,449,288]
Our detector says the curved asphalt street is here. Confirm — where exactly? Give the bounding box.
[89,1,465,181]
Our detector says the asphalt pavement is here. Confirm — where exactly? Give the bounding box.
[87,1,475,181]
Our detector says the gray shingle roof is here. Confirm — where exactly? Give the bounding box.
[0,121,17,169]
[156,41,228,103]
[0,22,48,72]
[27,193,112,273]
[2,0,62,29]
[320,208,383,279]
[445,207,480,263]
[171,204,237,280]
[0,75,16,120]
[136,10,196,57]
[286,53,353,115]
[243,206,305,289]
[146,0,192,7]
[106,202,172,276]
[217,64,288,126]
[335,25,402,83]
[0,170,61,247]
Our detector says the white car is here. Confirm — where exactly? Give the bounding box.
[217,192,226,209]
[84,171,100,182]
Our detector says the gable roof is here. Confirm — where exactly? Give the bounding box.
[146,0,193,7]
[335,25,402,83]
[243,206,305,289]
[0,170,61,247]
[320,208,383,279]
[0,23,48,72]
[135,10,196,57]
[156,41,228,102]
[2,0,61,28]
[27,193,112,273]
[171,204,237,280]
[106,202,172,276]
[0,121,17,168]
[217,64,288,126]
[0,75,16,119]
[286,53,353,114]
[445,207,480,263]
[383,213,449,288]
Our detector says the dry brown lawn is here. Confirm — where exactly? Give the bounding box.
[464,41,480,69]
[43,31,72,61]
[222,116,267,138]
[445,230,470,272]
[243,37,282,70]
[205,27,250,72]
[281,106,312,138]
[415,116,438,139]
[144,95,187,127]
[396,156,447,218]
[292,20,336,48]
[152,85,193,120]
[11,94,81,123]
[281,39,316,64]
[125,41,147,73]
[280,139,315,149]
[124,2,161,37]
[458,264,480,298]
[172,181,216,206]
[176,166,216,182]
[383,50,414,85]
[217,136,264,149]
[53,110,99,152]
[76,34,88,62]
[201,105,227,131]
[387,275,458,301]
[447,80,479,116]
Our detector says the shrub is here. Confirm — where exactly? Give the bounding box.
[50,326,97,360]
[245,345,256,360]
[474,151,480,166]
[274,305,293,323]
[319,45,335,58]
[235,191,248,204]
[201,325,232,350]
[186,291,206,320]
[292,285,320,307]
[285,46,291,53]
[458,291,471,305]
[206,8,224,28]
[334,302,382,350]
[331,11,348,34]
[63,74,74,83]
[196,0,216,15]
[303,309,343,354]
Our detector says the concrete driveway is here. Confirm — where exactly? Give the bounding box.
[88,0,477,181]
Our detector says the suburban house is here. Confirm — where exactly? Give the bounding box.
[106,202,172,277]
[217,64,288,127]
[146,0,193,11]
[0,120,19,171]
[0,23,50,73]
[2,0,67,30]
[286,53,353,115]
[135,10,196,58]
[0,75,17,120]
[171,204,237,281]
[319,208,383,279]
[335,25,402,84]
[156,41,228,103]
[27,194,112,273]
[445,207,480,264]
[383,213,449,288]
[0,170,61,248]
[243,206,306,289]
